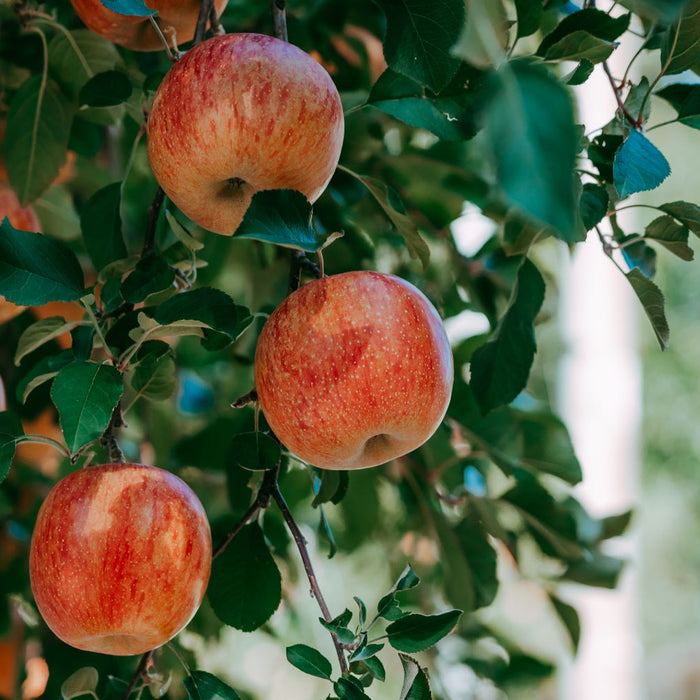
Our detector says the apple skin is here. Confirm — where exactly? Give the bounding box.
[29,463,212,655]
[254,271,454,470]
[147,33,344,235]
[70,0,229,51]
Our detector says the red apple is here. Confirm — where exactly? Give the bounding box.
[147,33,344,235]
[29,463,212,655]
[69,0,229,51]
[254,271,454,470]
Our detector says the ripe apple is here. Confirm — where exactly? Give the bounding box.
[69,0,229,51]
[147,33,344,235]
[0,183,42,324]
[254,271,454,470]
[29,463,212,655]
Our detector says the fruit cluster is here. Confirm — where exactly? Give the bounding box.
[23,0,454,660]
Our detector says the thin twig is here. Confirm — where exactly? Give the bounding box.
[194,0,216,44]
[141,187,166,258]
[272,487,349,675]
[122,650,154,699]
[602,61,639,129]
[270,0,288,42]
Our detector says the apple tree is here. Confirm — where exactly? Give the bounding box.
[0,0,697,697]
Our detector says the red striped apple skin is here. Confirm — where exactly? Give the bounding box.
[70,0,229,51]
[29,464,212,656]
[147,33,344,235]
[254,272,454,470]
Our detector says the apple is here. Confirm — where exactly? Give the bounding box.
[29,463,212,655]
[69,0,229,52]
[254,271,454,470]
[147,33,344,235]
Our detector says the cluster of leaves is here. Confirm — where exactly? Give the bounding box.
[0,0,699,697]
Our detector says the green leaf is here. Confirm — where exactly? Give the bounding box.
[0,218,85,304]
[543,31,615,63]
[229,432,280,471]
[377,564,420,619]
[208,523,282,631]
[130,341,176,401]
[354,597,367,628]
[399,655,432,700]
[285,645,333,680]
[452,0,508,68]
[470,258,545,414]
[621,236,657,278]
[625,0,692,21]
[152,287,253,350]
[660,0,700,74]
[613,131,671,199]
[166,211,205,252]
[340,168,430,267]
[0,411,24,484]
[121,254,175,304]
[350,642,384,662]
[235,189,341,252]
[80,183,128,273]
[333,677,371,700]
[600,510,634,539]
[386,610,462,653]
[50,361,123,456]
[656,83,700,129]
[564,59,595,86]
[312,469,349,507]
[580,183,609,232]
[15,350,73,402]
[318,504,338,559]
[514,0,543,38]
[3,75,74,204]
[645,215,693,260]
[549,595,581,652]
[319,612,356,644]
[79,70,132,107]
[101,0,156,15]
[60,666,99,700]
[625,268,670,350]
[564,551,625,589]
[362,655,386,681]
[537,8,630,56]
[660,201,700,236]
[34,186,81,241]
[368,68,479,142]
[374,0,464,92]
[482,61,580,240]
[184,671,241,700]
[15,316,82,366]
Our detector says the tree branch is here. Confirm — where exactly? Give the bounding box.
[122,650,153,699]
[602,61,639,129]
[272,487,349,676]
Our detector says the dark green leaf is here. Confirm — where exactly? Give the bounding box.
[184,671,241,700]
[660,0,700,74]
[3,76,74,204]
[656,83,700,129]
[14,316,81,366]
[550,595,580,651]
[580,183,609,232]
[333,677,371,700]
[482,61,580,240]
[564,59,595,85]
[318,504,338,559]
[375,0,464,92]
[0,411,24,484]
[368,68,478,141]
[625,0,692,21]
[71,326,95,362]
[319,617,356,645]
[121,255,175,304]
[230,432,280,471]
[644,215,693,260]
[208,523,282,631]
[312,469,349,506]
[100,0,156,15]
[235,189,340,252]
[363,655,386,681]
[565,551,625,589]
[354,597,367,628]
[78,70,132,107]
[625,268,669,349]
[600,510,633,539]
[351,643,384,662]
[537,8,630,56]
[340,168,429,266]
[130,341,176,401]
[544,31,615,64]
[620,236,657,278]
[50,361,123,456]
[660,200,700,236]
[514,0,543,38]
[399,655,432,700]
[285,645,332,680]
[613,131,671,199]
[386,610,462,653]
[80,183,128,272]
[15,350,73,402]
[0,218,85,304]
[470,258,545,414]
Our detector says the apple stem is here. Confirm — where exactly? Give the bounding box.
[122,649,154,699]
[100,401,126,463]
[272,486,350,676]
[194,0,216,44]
[270,0,288,42]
